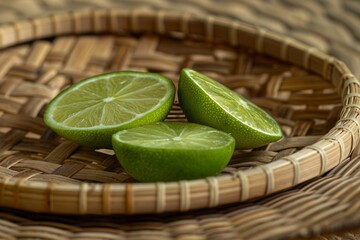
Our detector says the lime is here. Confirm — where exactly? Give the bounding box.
[178,68,282,149]
[112,122,235,182]
[44,71,175,149]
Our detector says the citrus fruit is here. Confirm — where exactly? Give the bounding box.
[112,122,235,182]
[44,71,175,149]
[178,68,282,149]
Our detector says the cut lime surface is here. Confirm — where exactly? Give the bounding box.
[112,122,235,182]
[178,68,283,149]
[44,71,175,148]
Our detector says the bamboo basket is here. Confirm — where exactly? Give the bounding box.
[0,9,359,215]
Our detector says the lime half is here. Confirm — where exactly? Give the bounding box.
[178,68,282,149]
[112,122,235,182]
[44,71,175,148]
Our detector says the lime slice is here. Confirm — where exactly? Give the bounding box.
[112,122,235,182]
[44,71,175,148]
[178,68,282,149]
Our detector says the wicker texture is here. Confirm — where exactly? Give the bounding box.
[0,9,358,216]
[0,1,358,239]
[0,155,359,239]
[0,0,359,79]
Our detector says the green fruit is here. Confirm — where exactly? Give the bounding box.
[178,68,282,149]
[112,122,235,182]
[44,71,175,148]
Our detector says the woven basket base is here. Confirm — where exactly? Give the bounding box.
[0,1,359,216]
[0,21,356,214]
[0,152,359,239]
[0,1,359,238]
[0,0,359,78]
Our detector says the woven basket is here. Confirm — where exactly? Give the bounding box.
[0,9,359,215]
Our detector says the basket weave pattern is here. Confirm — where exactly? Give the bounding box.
[0,9,359,215]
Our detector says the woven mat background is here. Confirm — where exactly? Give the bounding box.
[0,0,359,239]
[0,0,359,78]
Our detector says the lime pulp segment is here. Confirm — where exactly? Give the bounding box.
[50,73,170,128]
[112,122,235,182]
[187,70,281,136]
[44,71,175,148]
[114,122,234,149]
[178,68,283,149]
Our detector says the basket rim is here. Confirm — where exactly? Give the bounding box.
[0,8,359,215]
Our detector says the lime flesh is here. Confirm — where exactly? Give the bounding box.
[112,122,235,182]
[178,68,283,149]
[44,71,175,148]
